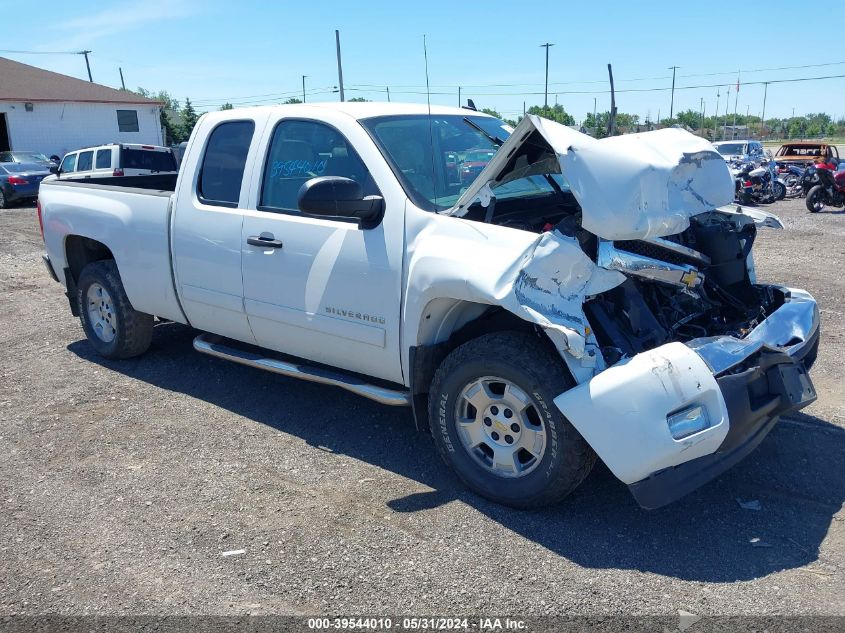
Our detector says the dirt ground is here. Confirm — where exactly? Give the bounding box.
[0,196,843,619]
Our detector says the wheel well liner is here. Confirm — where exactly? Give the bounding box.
[63,235,115,317]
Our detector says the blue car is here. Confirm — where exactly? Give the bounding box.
[0,162,51,209]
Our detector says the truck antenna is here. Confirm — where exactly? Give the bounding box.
[423,34,437,206]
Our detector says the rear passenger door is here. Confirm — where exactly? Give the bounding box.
[171,113,270,343]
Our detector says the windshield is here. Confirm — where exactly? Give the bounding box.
[361,114,520,211]
[715,143,745,156]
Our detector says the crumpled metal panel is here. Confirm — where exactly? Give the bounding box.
[448,115,735,241]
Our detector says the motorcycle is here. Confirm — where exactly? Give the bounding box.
[730,159,780,204]
[805,163,845,212]
[776,163,805,198]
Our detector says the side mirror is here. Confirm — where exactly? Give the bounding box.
[49,165,59,175]
[297,176,384,229]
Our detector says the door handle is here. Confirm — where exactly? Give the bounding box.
[247,235,284,248]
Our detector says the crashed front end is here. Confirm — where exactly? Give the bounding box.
[451,115,820,508]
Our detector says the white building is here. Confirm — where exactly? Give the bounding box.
[0,57,163,158]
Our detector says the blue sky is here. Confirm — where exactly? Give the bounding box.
[4,0,844,123]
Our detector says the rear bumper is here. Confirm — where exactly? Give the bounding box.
[555,286,819,509]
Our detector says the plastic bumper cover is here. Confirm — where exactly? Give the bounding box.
[555,287,819,509]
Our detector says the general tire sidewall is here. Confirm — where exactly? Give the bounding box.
[77,265,122,357]
[433,357,565,505]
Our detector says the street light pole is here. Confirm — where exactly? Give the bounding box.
[668,65,679,119]
[761,82,769,139]
[715,90,720,140]
[540,43,554,108]
[302,75,307,103]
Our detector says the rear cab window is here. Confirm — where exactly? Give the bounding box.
[121,148,177,172]
[197,121,255,207]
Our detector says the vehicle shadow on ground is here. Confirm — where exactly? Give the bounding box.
[68,322,844,583]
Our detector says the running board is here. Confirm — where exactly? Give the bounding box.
[193,333,411,407]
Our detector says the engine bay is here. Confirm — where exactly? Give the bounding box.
[466,191,783,364]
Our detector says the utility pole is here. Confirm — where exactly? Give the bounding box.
[715,89,720,140]
[302,75,307,103]
[733,86,739,138]
[761,82,768,138]
[334,30,345,102]
[118,67,126,90]
[458,86,461,108]
[725,87,731,138]
[386,86,390,102]
[523,101,526,116]
[700,97,704,133]
[79,50,93,82]
[668,65,679,120]
[607,63,617,137]
[540,42,554,108]
[593,97,597,135]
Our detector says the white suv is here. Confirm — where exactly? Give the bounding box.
[52,143,177,180]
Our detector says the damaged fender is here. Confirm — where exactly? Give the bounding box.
[553,341,730,484]
[403,213,624,372]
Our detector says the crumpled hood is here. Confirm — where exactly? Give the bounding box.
[447,115,734,241]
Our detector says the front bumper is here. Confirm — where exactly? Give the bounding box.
[555,286,819,509]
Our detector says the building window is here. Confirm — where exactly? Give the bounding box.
[116,110,139,133]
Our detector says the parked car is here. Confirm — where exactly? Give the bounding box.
[712,140,766,163]
[459,148,497,184]
[51,143,178,181]
[0,162,51,208]
[774,142,840,167]
[0,151,57,167]
[37,103,819,510]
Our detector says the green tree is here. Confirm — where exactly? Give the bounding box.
[134,87,179,110]
[180,98,199,140]
[526,104,575,126]
[220,102,234,110]
[348,97,369,102]
[283,97,303,104]
[480,107,502,118]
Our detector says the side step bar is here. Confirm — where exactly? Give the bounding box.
[193,333,411,407]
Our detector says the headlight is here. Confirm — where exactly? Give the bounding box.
[667,404,711,440]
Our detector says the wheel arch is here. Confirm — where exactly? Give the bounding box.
[62,235,116,317]
[407,297,560,433]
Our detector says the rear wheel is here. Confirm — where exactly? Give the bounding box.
[806,185,826,213]
[428,331,595,509]
[773,180,786,200]
[77,260,153,359]
[0,188,7,209]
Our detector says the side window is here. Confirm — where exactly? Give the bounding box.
[95,149,112,169]
[77,150,94,172]
[60,153,77,173]
[259,119,378,214]
[197,120,255,207]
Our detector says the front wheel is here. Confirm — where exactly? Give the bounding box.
[77,260,153,359]
[806,185,826,213]
[773,180,786,200]
[428,331,595,509]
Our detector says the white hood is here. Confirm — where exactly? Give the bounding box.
[448,115,734,241]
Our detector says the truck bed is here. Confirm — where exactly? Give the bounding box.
[38,177,186,324]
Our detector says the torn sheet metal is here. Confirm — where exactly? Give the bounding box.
[448,115,734,241]
[404,214,624,364]
[507,231,625,358]
[715,204,784,229]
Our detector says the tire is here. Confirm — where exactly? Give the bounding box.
[806,185,825,213]
[773,181,786,201]
[428,331,596,509]
[0,187,7,209]
[76,260,153,359]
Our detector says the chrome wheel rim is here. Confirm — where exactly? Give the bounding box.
[810,196,825,212]
[455,376,547,478]
[86,283,117,343]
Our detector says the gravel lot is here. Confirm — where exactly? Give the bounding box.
[0,196,843,619]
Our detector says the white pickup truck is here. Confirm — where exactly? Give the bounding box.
[37,103,820,509]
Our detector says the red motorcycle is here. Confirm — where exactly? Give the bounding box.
[805,162,845,212]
